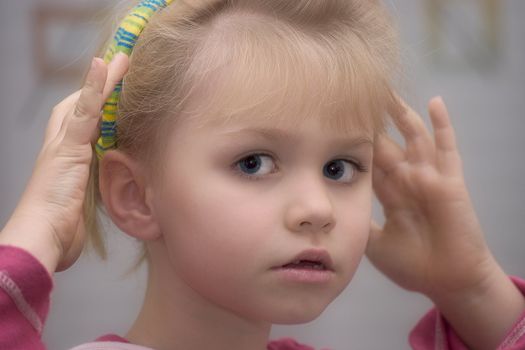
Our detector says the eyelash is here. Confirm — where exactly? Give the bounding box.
[231,152,368,183]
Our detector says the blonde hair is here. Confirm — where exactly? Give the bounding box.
[84,0,403,273]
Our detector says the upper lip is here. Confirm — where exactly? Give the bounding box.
[274,248,334,271]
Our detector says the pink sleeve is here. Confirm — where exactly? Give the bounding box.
[409,275,525,350]
[267,337,332,350]
[0,244,53,350]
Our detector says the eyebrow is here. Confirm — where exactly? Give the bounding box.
[219,126,373,148]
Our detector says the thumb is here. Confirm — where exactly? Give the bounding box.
[63,57,108,147]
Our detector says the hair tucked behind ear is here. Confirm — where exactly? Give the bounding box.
[83,0,403,274]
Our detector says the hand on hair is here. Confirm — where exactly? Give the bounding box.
[366,96,525,350]
[0,53,129,274]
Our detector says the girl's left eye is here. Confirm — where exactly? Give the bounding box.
[232,153,367,183]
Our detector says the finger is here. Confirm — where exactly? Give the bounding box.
[90,53,129,145]
[44,90,81,146]
[366,219,383,255]
[63,57,108,146]
[56,216,86,272]
[389,95,435,164]
[428,96,463,177]
[373,133,405,174]
[89,114,103,146]
[102,52,130,102]
[372,163,404,209]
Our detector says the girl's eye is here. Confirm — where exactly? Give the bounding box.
[234,153,276,180]
[323,159,366,183]
[233,153,368,183]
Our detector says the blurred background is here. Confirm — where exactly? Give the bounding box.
[1,0,524,349]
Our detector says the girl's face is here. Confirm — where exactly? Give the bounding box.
[152,111,374,324]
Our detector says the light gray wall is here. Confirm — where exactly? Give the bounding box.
[1,1,524,349]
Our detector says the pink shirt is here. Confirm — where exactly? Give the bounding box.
[1,244,525,350]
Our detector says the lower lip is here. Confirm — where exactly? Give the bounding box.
[271,267,334,283]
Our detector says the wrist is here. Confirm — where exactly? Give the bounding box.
[428,259,525,350]
[0,215,61,275]
[428,254,503,307]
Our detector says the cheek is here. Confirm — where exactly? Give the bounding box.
[154,167,289,321]
[332,186,373,282]
[154,168,275,296]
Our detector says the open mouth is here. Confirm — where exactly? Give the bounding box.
[273,248,334,273]
[281,260,327,270]
[272,249,334,283]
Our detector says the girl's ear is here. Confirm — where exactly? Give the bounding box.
[98,150,161,241]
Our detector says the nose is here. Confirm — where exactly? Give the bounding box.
[284,172,336,234]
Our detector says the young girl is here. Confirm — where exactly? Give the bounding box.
[1,0,524,349]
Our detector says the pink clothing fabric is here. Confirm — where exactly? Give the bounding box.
[1,243,525,350]
[409,274,525,350]
[93,333,323,350]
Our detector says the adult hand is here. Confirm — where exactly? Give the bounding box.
[0,53,129,274]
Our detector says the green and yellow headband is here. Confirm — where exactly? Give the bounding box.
[95,0,174,161]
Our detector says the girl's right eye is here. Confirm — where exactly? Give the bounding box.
[233,153,276,181]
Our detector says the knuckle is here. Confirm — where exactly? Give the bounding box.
[46,128,66,151]
[83,74,96,89]
[73,99,90,118]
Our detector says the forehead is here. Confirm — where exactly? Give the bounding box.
[179,61,378,140]
[175,11,388,138]
[215,125,374,153]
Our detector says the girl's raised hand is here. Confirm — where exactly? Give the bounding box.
[367,96,493,298]
[367,96,525,349]
[0,53,129,274]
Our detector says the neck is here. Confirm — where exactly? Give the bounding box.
[125,241,272,350]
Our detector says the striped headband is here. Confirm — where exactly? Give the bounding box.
[95,0,174,161]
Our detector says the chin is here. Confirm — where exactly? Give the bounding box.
[267,301,330,325]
